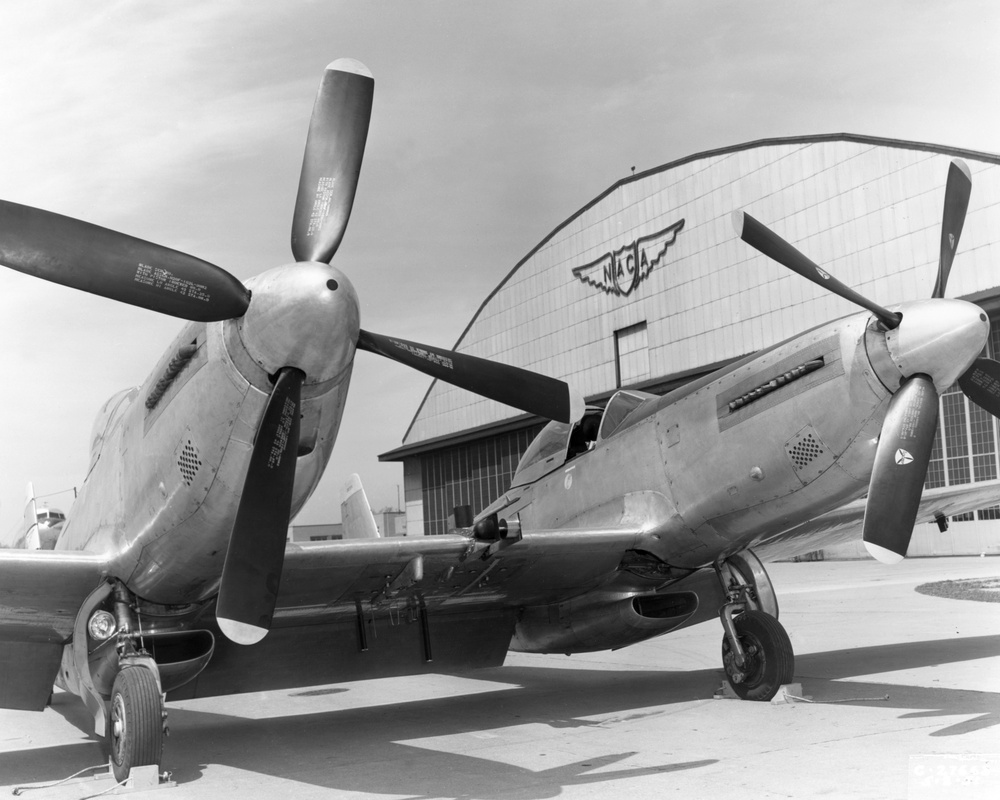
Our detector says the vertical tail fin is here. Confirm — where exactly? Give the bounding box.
[18,483,40,549]
[341,474,380,539]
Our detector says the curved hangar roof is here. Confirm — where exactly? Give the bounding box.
[391,134,1000,455]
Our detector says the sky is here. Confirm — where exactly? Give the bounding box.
[0,0,998,533]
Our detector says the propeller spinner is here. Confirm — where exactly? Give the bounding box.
[734,159,993,564]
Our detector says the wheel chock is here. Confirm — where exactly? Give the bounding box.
[770,683,807,704]
[714,681,809,702]
[114,764,175,793]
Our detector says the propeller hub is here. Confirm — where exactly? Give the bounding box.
[231,261,360,385]
[885,299,988,393]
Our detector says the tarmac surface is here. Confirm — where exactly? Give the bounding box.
[1,556,998,799]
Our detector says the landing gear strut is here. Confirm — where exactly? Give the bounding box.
[107,583,166,782]
[715,554,794,701]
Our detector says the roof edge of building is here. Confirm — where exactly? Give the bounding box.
[380,413,542,462]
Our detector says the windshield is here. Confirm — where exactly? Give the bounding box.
[510,420,573,487]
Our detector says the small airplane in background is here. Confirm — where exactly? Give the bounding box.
[6,484,67,550]
[2,59,999,784]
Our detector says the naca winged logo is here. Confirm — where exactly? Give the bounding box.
[572,218,684,297]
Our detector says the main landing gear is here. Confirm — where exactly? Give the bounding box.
[71,581,213,784]
[715,552,794,701]
[72,581,168,783]
[105,585,167,783]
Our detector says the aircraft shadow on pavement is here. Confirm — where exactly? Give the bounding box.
[2,634,996,796]
[793,632,1000,738]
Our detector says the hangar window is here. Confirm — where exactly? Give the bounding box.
[419,424,544,535]
[615,322,650,388]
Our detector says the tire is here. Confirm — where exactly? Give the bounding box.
[721,610,794,701]
[108,666,163,782]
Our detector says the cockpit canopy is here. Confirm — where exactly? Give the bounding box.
[510,389,659,487]
[598,388,658,439]
[89,388,138,463]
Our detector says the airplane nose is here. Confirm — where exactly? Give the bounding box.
[885,299,989,393]
[231,262,360,385]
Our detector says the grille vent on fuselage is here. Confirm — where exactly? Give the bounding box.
[784,426,836,485]
[178,440,202,486]
[787,432,824,469]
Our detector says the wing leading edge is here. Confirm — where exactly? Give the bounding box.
[272,527,646,617]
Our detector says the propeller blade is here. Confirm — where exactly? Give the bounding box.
[959,356,1000,418]
[357,329,585,424]
[732,210,901,330]
[0,200,250,321]
[291,59,374,264]
[930,159,972,299]
[863,375,939,564]
[217,367,304,645]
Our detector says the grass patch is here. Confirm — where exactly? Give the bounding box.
[915,576,1000,603]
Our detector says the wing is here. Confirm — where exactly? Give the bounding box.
[0,550,109,709]
[275,527,641,611]
[172,527,645,699]
[752,480,1000,561]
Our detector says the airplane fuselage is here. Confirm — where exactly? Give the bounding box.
[55,262,361,604]
[488,300,985,569]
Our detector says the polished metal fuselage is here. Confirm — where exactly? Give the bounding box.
[492,299,987,570]
[55,261,359,604]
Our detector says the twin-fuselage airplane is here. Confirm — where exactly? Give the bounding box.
[2,60,998,783]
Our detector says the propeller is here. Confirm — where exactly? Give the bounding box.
[0,200,250,321]
[213,61,583,642]
[216,367,304,645]
[861,375,939,564]
[958,357,1000,418]
[211,60,376,645]
[732,210,900,330]
[357,330,585,424]
[931,159,972,299]
[291,58,374,264]
[734,158,993,564]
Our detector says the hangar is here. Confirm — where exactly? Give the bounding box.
[380,134,1000,555]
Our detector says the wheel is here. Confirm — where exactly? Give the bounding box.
[108,666,163,782]
[721,609,794,701]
